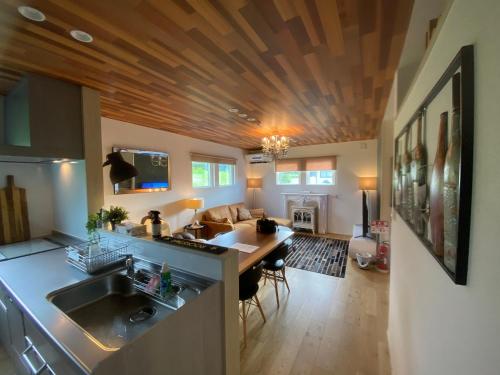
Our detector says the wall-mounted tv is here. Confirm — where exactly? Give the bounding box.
[112,147,171,194]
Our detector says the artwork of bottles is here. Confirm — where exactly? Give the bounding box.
[443,73,462,273]
[393,45,474,285]
[411,114,427,235]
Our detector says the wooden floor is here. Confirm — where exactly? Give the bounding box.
[240,259,390,375]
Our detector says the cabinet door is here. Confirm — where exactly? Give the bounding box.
[6,295,25,356]
[0,287,10,347]
[24,318,84,375]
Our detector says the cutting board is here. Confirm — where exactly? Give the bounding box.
[0,175,30,245]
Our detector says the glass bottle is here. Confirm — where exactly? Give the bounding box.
[411,114,427,235]
[430,112,448,256]
[444,73,461,273]
[401,130,413,222]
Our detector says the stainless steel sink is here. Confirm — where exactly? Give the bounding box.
[48,257,212,350]
[48,272,176,350]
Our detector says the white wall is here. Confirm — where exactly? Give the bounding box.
[248,140,378,235]
[51,161,89,239]
[388,1,500,374]
[101,118,246,231]
[0,163,54,238]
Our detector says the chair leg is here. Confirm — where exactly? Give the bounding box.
[263,272,267,285]
[241,301,247,348]
[254,295,266,323]
[281,268,290,293]
[272,271,280,308]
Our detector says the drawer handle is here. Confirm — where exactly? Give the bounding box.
[21,336,48,375]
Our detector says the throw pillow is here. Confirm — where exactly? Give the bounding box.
[212,217,233,224]
[249,208,265,218]
[238,207,253,221]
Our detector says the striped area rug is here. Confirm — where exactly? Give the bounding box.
[285,233,349,278]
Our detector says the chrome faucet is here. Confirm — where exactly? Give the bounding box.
[125,256,135,278]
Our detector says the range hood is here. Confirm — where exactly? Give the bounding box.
[0,74,95,162]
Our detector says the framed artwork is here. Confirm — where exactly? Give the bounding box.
[393,45,474,285]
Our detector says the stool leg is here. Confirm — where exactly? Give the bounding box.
[272,271,280,308]
[241,301,247,348]
[281,268,290,292]
[254,295,266,323]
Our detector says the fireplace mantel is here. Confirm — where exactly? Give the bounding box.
[281,193,329,234]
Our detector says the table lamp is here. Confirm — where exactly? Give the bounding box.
[358,177,377,238]
[185,198,204,225]
[247,178,263,208]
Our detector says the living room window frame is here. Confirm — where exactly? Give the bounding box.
[192,161,213,188]
[276,171,302,185]
[305,170,336,186]
[217,163,236,187]
[192,161,237,189]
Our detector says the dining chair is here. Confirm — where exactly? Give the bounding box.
[262,240,291,308]
[239,262,266,348]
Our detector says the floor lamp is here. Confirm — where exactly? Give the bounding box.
[358,177,377,238]
[247,178,263,208]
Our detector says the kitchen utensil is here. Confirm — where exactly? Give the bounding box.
[0,175,30,245]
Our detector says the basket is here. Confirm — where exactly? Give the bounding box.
[66,239,129,274]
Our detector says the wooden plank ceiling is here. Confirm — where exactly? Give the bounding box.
[0,0,413,149]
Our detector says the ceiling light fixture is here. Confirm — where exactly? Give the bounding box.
[246,117,256,122]
[70,30,93,43]
[18,6,46,22]
[238,113,248,118]
[261,135,290,159]
[227,108,239,113]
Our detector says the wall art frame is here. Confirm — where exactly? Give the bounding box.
[393,45,474,285]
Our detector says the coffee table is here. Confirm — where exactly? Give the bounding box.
[208,226,293,274]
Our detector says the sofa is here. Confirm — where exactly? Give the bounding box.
[200,203,292,239]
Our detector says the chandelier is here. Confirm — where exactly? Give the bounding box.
[261,135,290,159]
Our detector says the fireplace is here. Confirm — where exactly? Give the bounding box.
[282,193,329,234]
[291,206,317,234]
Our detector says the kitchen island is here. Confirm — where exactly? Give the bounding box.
[0,232,239,374]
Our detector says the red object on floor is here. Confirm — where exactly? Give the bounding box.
[377,242,390,272]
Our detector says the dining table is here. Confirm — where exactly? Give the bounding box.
[208,226,294,274]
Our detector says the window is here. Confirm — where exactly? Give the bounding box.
[192,161,211,188]
[276,171,301,185]
[218,164,235,186]
[306,170,335,185]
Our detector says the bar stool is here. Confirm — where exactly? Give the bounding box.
[263,241,291,308]
[239,262,266,348]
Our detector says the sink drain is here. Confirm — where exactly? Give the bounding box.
[129,306,157,323]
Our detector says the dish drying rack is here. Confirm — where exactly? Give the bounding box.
[129,261,186,310]
[66,239,129,274]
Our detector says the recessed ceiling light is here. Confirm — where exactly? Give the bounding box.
[247,117,256,122]
[227,108,239,113]
[70,30,93,43]
[238,113,248,118]
[18,6,46,22]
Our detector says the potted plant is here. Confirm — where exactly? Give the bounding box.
[86,213,101,241]
[103,206,129,230]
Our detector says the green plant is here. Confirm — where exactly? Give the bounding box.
[86,213,100,236]
[103,206,129,229]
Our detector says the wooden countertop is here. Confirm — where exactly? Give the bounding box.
[208,226,293,274]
